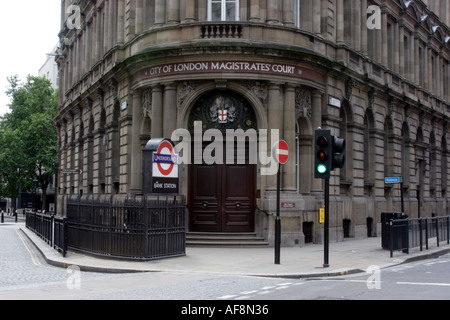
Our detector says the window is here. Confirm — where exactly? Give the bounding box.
[401,122,410,187]
[294,0,300,28]
[441,135,447,195]
[404,34,409,79]
[431,54,436,93]
[444,62,448,101]
[208,0,239,21]
[419,46,424,87]
[387,23,393,69]
[430,132,436,196]
[339,105,348,182]
[364,110,375,184]
[384,117,394,178]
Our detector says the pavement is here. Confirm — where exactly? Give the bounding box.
[19,224,450,279]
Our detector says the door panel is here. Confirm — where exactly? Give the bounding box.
[189,164,222,232]
[222,164,255,232]
[189,163,255,232]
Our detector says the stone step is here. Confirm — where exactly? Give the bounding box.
[186,232,269,247]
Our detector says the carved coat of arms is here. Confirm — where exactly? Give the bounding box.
[209,96,236,124]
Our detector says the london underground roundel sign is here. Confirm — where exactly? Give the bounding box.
[153,140,179,178]
[273,140,289,165]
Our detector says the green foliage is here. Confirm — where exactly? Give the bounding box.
[0,75,58,204]
[4,75,58,129]
[0,127,28,198]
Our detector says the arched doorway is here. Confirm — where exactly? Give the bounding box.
[187,91,258,232]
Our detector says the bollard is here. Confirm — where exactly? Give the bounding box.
[1,210,4,223]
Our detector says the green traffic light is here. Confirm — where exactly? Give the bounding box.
[317,164,328,174]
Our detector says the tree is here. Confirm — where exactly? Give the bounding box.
[4,75,58,127]
[20,112,58,210]
[0,127,29,213]
[1,75,58,211]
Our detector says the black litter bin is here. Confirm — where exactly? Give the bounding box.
[381,212,408,250]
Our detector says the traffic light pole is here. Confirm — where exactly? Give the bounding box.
[324,178,330,268]
[314,128,345,269]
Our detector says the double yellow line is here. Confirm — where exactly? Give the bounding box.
[16,229,42,267]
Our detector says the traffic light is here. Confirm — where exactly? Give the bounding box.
[315,129,332,179]
[315,129,346,179]
[331,136,346,170]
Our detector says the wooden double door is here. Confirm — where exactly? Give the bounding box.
[189,161,256,233]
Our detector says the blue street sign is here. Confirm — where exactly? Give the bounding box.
[385,177,403,184]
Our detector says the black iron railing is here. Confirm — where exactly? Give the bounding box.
[26,211,68,257]
[387,215,450,257]
[26,196,186,261]
[65,195,186,260]
[53,216,68,257]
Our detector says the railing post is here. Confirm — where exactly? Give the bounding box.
[144,195,149,259]
[419,218,423,251]
[436,217,440,247]
[63,217,68,258]
[109,196,113,256]
[165,196,169,256]
[51,214,55,248]
[390,220,394,258]
[405,218,410,254]
[447,216,450,244]
[39,213,41,239]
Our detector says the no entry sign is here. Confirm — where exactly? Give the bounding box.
[273,140,289,165]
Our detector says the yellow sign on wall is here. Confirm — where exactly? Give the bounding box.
[319,208,325,224]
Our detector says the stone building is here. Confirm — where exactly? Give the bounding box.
[55,0,450,246]
[39,44,60,90]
